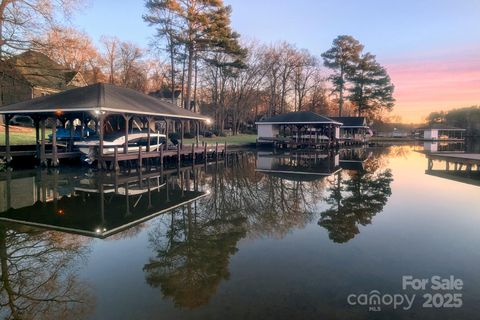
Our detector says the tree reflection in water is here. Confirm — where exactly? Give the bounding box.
[0,225,93,320]
[143,167,247,309]
[144,153,330,308]
[319,153,393,243]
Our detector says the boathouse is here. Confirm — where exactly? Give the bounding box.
[255,111,342,148]
[0,83,211,168]
[330,117,371,142]
[416,124,466,141]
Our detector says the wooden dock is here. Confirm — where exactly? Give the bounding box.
[1,142,228,171]
[427,153,480,171]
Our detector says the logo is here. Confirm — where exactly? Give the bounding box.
[347,275,463,312]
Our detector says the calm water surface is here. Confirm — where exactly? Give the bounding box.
[0,144,479,319]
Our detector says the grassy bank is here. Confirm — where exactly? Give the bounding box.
[0,125,36,145]
[0,125,257,146]
[183,134,256,146]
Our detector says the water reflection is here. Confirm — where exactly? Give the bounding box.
[0,148,396,317]
[319,152,393,243]
[0,169,207,238]
[0,225,93,319]
[144,200,246,309]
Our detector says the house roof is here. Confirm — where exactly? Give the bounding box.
[330,117,368,128]
[0,83,209,120]
[416,123,466,131]
[7,50,85,90]
[256,111,341,125]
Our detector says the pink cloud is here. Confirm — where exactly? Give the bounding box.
[385,52,480,122]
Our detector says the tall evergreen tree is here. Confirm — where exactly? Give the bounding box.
[347,53,395,117]
[321,35,363,116]
[144,0,243,110]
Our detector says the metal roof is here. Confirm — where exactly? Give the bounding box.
[0,83,208,121]
[256,111,342,125]
[330,116,368,128]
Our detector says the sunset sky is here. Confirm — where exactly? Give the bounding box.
[74,0,480,123]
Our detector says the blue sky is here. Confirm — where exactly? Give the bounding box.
[73,0,480,122]
[74,0,480,62]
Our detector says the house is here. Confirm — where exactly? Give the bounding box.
[330,117,371,142]
[415,124,466,141]
[255,111,342,147]
[0,50,88,107]
[148,87,183,107]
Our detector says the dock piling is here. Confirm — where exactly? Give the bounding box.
[191,143,195,166]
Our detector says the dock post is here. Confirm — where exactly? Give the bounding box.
[40,119,46,166]
[138,146,143,168]
[204,142,207,162]
[113,146,120,171]
[159,145,164,168]
[191,143,195,166]
[177,143,181,168]
[52,119,58,167]
[4,114,12,164]
[164,119,169,151]
[123,114,131,154]
[180,120,184,149]
[34,118,40,159]
[146,117,152,152]
[215,142,219,161]
[69,118,75,152]
[97,114,105,170]
[224,141,227,159]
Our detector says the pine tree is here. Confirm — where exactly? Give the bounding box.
[144,0,243,110]
[347,53,395,117]
[321,35,363,116]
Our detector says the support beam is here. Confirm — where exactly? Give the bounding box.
[69,118,75,151]
[191,143,195,166]
[4,114,12,163]
[98,114,105,169]
[146,116,153,152]
[52,118,58,167]
[40,119,46,166]
[113,146,120,171]
[195,120,200,146]
[123,114,131,154]
[164,119,169,151]
[34,118,40,159]
[177,143,181,169]
[180,120,184,149]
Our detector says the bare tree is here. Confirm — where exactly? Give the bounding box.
[34,26,99,72]
[0,0,84,59]
[100,35,120,84]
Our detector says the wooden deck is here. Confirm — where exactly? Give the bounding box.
[0,142,228,171]
[426,153,480,171]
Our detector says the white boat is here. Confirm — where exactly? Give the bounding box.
[75,130,167,164]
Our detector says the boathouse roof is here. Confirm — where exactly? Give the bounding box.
[330,116,369,128]
[0,83,208,121]
[256,111,341,125]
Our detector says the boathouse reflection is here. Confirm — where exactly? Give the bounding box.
[0,168,207,238]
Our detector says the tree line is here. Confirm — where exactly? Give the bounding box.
[0,0,396,135]
[427,106,480,136]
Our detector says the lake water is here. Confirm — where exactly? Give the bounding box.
[0,144,479,319]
